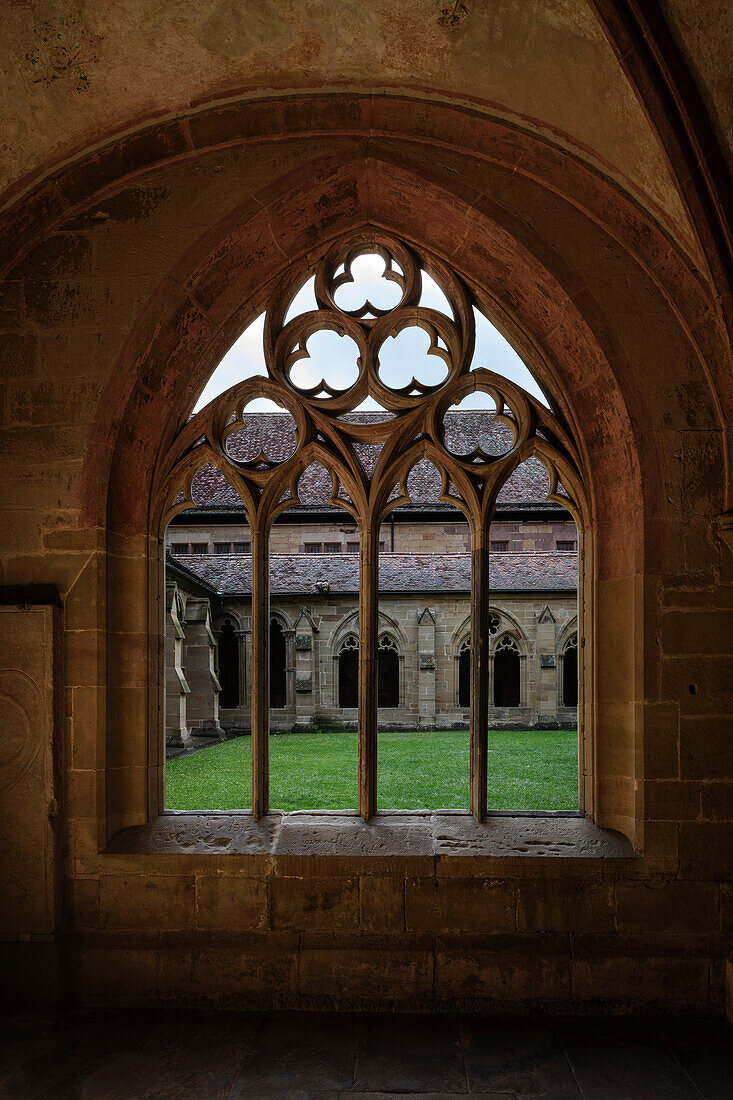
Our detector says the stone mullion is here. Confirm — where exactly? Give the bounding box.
[470,522,491,822]
[358,518,379,820]
[250,522,270,819]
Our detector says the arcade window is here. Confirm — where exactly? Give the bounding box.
[160,232,584,821]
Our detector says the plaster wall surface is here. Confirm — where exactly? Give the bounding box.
[0,0,700,255]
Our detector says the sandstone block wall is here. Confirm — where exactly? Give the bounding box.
[166,516,578,555]
[170,589,579,739]
[1,90,731,1017]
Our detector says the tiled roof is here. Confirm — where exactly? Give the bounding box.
[189,412,557,511]
[172,551,577,596]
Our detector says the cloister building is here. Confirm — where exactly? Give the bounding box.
[164,413,579,743]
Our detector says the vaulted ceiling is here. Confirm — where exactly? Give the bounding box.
[1,0,727,268]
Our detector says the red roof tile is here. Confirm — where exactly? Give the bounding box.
[172,550,577,596]
[189,411,555,511]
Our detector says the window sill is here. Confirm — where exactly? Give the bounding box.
[107,810,635,860]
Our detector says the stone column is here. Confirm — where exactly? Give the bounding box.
[183,597,223,738]
[471,526,490,820]
[359,519,380,820]
[536,604,558,727]
[165,583,189,748]
[417,605,436,728]
[250,525,270,818]
[294,614,315,731]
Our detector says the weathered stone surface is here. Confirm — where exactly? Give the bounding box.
[195,875,268,930]
[99,874,194,930]
[270,876,359,930]
[406,877,516,933]
[435,933,572,1003]
[273,813,435,858]
[294,673,312,693]
[616,881,720,933]
[2,22,732,1016]
[359,875,405,932]
[516,880,615,932]
[107,812,281,855]
[432,814,634,860]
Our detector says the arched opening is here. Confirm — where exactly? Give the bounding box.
[270,619,287,709]
[494,636,520,707]
[563,634,578,707]
[147,226,597,824]
[378,635,399,707]
[338,636,359,709]
[458,638,470,708]
[217,619,239,709]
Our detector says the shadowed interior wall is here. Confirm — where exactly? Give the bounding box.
[0,42,731,1015]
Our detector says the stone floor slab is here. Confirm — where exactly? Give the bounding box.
[353,1013,466,1094]
[230,1012,359,1098]
[462,1018,582,1098]
[559,1020,702,1100]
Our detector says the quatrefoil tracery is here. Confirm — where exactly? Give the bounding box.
[157,233,585,536]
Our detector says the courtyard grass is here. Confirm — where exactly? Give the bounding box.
[165,728,578,812]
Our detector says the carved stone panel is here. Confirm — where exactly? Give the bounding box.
[295,673,313,694]
[295,633,312,651]
[0,606,59,937]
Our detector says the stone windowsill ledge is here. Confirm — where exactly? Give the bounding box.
[107,810,635,859]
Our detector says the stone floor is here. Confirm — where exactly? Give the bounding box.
[1,1010,731,1099]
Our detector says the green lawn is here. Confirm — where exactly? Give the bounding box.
[165,728,578,812]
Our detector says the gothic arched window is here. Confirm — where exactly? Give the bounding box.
[378,635,399,708]
[563,633,578,707]
[217,619,239,709]
[338,635,359,709]
[494,635,520,707]
[160,231,585,819]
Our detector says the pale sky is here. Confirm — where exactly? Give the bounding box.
[193,253,548,414]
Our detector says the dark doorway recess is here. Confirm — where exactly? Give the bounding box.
[218,619,239,709]
[270,618,287,708]
[339,639,358,708]
[378,638,399,707]
[563,638,578,707]
[458,641,470,708]
[494,643,520,707]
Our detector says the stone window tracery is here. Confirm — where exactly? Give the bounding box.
[157,231,585,820]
